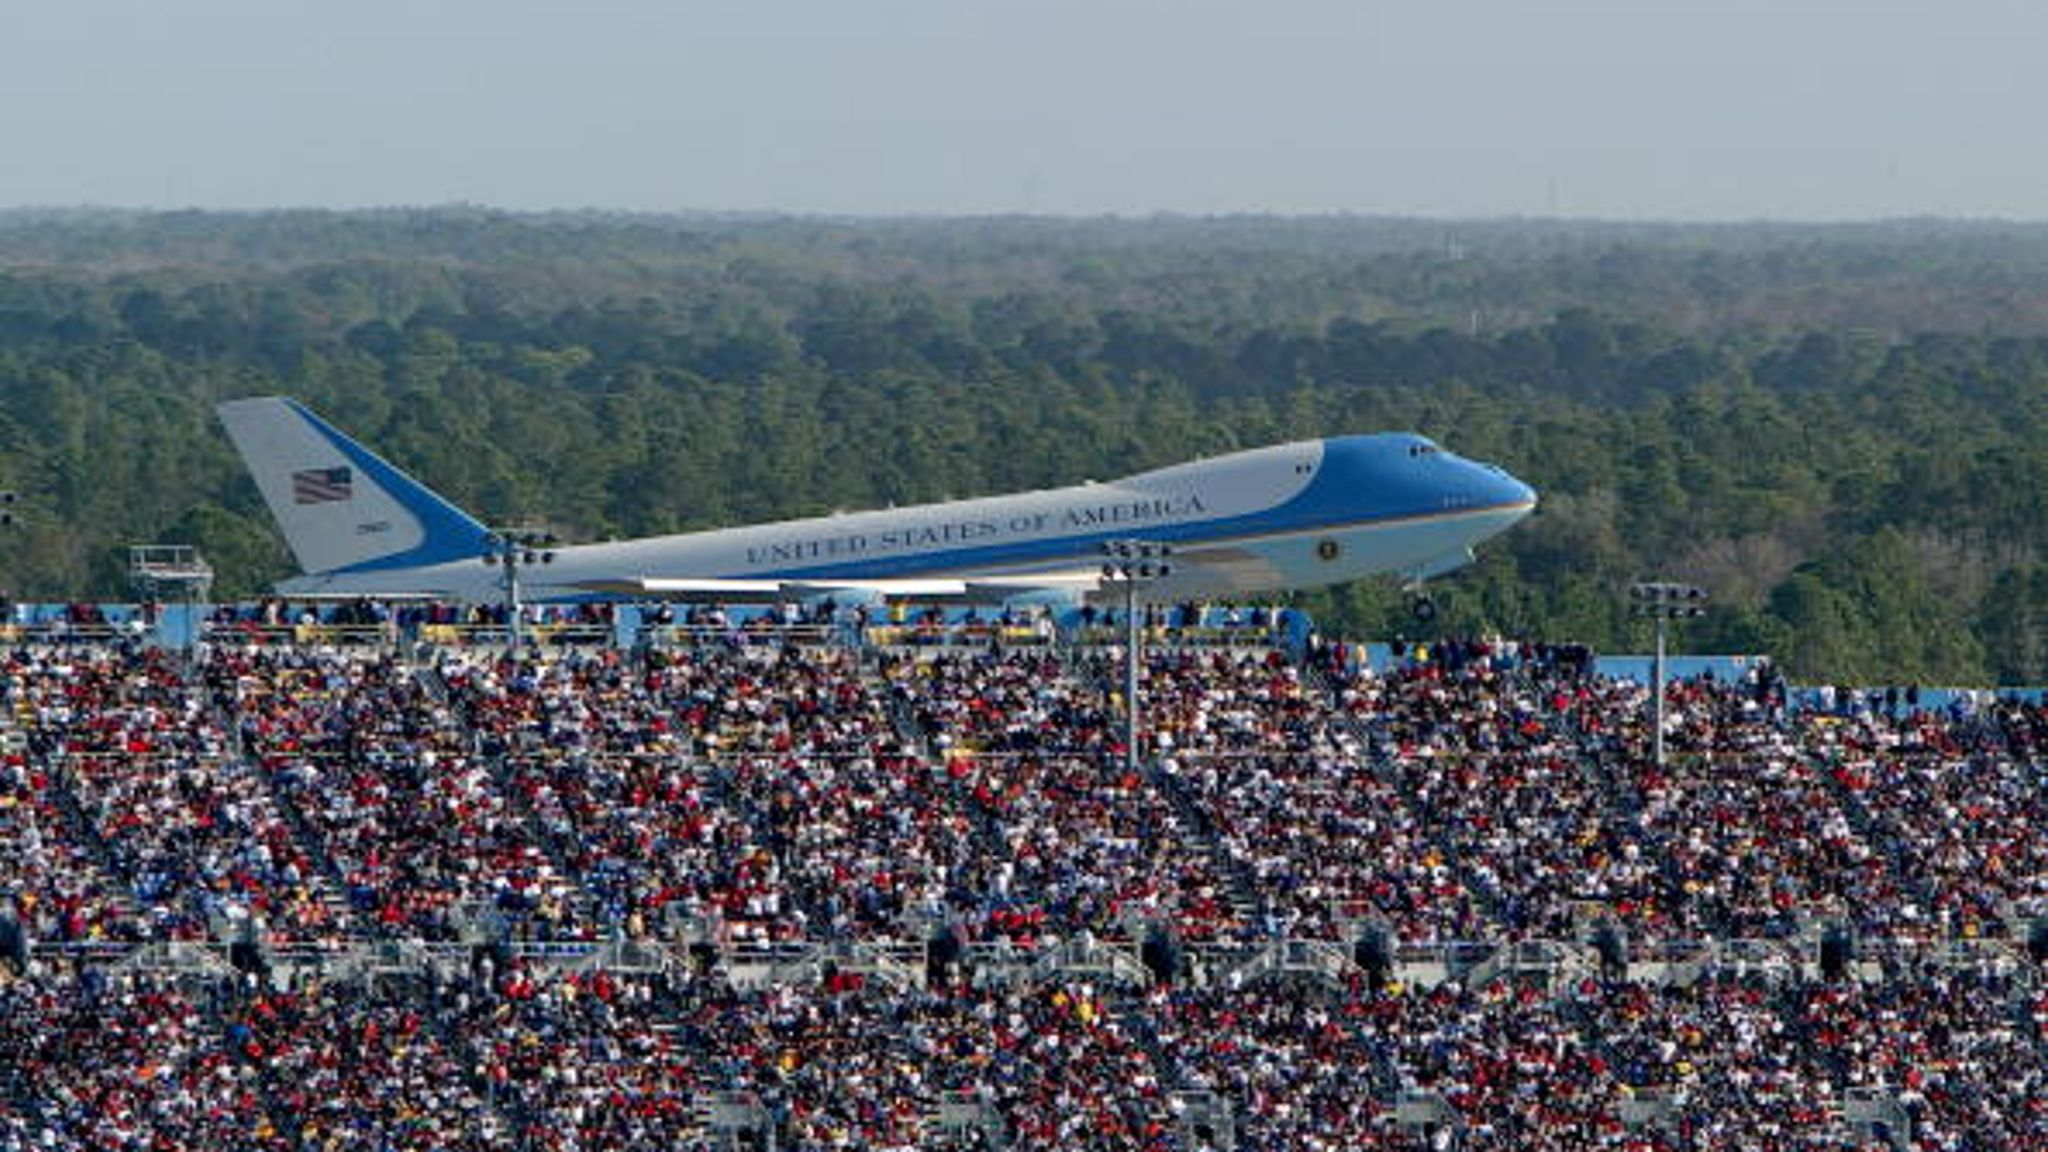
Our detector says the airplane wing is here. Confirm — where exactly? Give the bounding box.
[568,577,787,599]
[567,570,1109,602]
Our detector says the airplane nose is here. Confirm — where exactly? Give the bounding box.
[1479,463,1537,511]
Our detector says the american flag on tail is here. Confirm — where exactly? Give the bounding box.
[292,466,353,504]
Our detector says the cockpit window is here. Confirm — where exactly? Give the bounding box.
[1406,442,1441,458]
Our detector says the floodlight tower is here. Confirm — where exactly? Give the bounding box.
[481,529,557,648]
[1628,581,1709,770]
[1101,540,1173,777]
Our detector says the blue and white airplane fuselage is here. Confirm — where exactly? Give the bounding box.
[218,398,1535,604]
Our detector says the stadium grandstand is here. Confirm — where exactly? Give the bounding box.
[2,597,2045,1150]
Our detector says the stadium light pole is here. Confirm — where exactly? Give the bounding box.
[1101,540,1172,778]
[1629,581,1709,770]
[482,529,556,649]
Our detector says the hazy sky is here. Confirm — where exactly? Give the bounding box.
[4,0,2043,220]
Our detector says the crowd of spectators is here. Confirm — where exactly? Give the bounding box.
[3,625,2045,1149]
[966,750,1239,943]
[24,646,344,946]
[0,965,281,1149]
[3,650,138,945]
[434,962,1180,1151]
[1799,704,2048,937]
[211,646,588,943]
[232,975,507,1150]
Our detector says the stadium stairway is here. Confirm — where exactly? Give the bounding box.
[1556,987,1664,1119]
[922,1087,1010,1149]
[1304,658,1511,931]
[868,647,1082,946]
[38,756,147,937]
[692,1089,775,1151]
[432,658,614,940]
[203,681,360,940]
[869,648,939,761]
[1125,1001,1241,1152]
[1807,744,1946,934]
[1143,755,1264,938]
[1081,643,1266,937]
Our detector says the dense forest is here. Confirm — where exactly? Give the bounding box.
[0,209,2044,685]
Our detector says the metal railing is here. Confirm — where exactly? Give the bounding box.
[14,925,2037,993]
[959,935,1154,989]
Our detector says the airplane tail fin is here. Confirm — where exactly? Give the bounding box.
[217,397,492,577]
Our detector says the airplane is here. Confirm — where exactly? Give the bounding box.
[217,396,1536,614]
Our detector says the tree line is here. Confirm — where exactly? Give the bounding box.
[0,211,2043,685]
